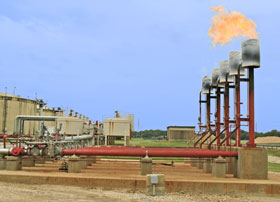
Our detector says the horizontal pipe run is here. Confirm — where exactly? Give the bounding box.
[62,147,238,157]
[0,148,11,155]
[64,134,93,141]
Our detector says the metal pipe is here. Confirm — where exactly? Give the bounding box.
[62,147,238,157]
[206,94,211,131]
[0,148,10,155]
[64,134,93,141]
[235,74,241,147]
[224,82,230,146]
[216,87,221,146]
[248,68,255,147]
[199,91,202,132]
[3,135,6,148]
[14,115,58,135]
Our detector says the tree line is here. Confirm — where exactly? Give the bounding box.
[132,129,280,140]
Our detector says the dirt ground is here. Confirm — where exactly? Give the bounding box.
[0,181,279,202]
[268,155,280,163]
[255,136,280,144]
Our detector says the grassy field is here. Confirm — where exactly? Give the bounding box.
[129,138,188,147]
[267,149,280,158]
[113,138,280,172]
[268,162,280,172]
[107,138,187,161]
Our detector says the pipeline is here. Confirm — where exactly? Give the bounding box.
[62,147,238,157]
[3,135,6,148]
[64,134,93,141]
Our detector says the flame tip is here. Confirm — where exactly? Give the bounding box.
[209,6,259,46]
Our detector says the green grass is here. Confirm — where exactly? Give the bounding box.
[129,138,188,147]
[240,140,248,145]
[268,162,280,172]
[104,138,187,161]
[267,149,280,158]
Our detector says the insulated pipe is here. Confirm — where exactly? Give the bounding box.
[64,134,93,141]
[62,147,238,157]
[0,148,11,155]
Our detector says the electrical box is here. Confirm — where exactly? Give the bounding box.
[150,174,159,184]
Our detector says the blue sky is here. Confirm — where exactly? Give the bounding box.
[0,0,279,132]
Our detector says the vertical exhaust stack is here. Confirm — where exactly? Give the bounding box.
[201,76,213,94]
[229,51,245,76]
[211,68,222,147]
[219,60,234,83]
[211,68,220,87]
[241,39,260,147]
[219,60,233,146]
[229,51,243,147]
[241,39,260,68]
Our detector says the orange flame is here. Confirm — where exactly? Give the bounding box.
[208,6,258,45]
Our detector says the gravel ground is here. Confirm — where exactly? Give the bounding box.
[268,155,280,163]
[0,182,279,202]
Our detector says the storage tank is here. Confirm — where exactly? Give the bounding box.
[0,93,37,134]
[56,116,86,135]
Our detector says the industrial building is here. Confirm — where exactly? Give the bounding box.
[0,93,91,136]
[103,111,134,146]
[167,126,195,141]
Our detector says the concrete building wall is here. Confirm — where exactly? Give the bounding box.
[167,126,195,141]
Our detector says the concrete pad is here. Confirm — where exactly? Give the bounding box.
[203,159,212,173]
[6,156,21,171]
[90,156,97,164]
[190,158,197,167]
[197,158,204,169]
[79,156,88,169]
[35,157,45,164]
[68,156,81,173]
[22,157,35,167]
[212,156,226,178]
[0,160,279,197]
[238,147,268,179]
[0,157,6,170]
[140,158,152,175]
